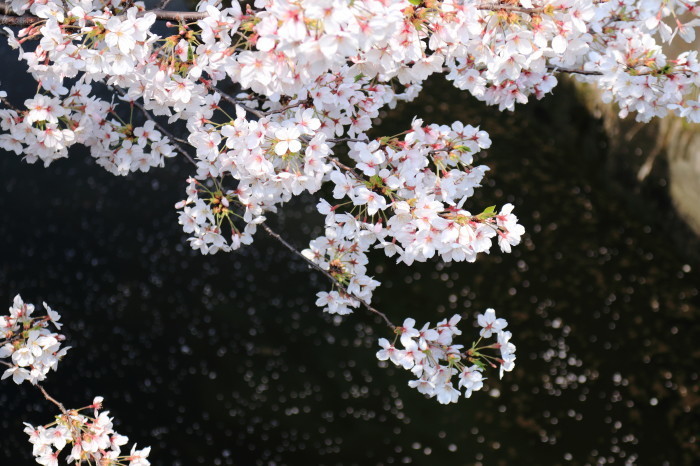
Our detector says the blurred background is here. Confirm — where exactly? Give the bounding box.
[1,36,699,466]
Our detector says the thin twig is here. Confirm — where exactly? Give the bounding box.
[0,360,67,413]
[476,3,548,15]
[113,86,197,167]
[327,137,369,144]
[261,222,396,329]
[261,101,304,117]
[547,65,604,76]
[212,85,266,119]
[156,0,174,10]
[477,0,607,15]
[36,383,68,414]
[329,156,366,181]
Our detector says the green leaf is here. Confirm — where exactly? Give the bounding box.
[408,0,421,5]
[476,205,497,220]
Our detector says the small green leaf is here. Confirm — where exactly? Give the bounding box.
[476,205,497,220]
[408,0,421,5]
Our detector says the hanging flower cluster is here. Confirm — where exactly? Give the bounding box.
[0,295,69,385]
[303,118,524,315]
[377,309,516,404]
[1,296,151,465]
[24,397,151,466]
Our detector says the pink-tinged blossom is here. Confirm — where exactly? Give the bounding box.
[477,308,508,338]
[377,311,515,404]
[0,295,69,385]
[2,296,151,464]
[23,398,151,466]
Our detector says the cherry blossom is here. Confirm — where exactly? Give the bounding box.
[2,296,152,465]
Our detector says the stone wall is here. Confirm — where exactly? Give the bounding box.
[575,80,700,237]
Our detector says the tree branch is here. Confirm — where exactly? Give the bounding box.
[143,9,207,22]
[0,360,67,414]
[36,383,67,414]
[476,3,548,15]
[327,137,369,144]
[547,65,604,76]
[261,222,396,329]
[477,0,608,14]
[0,7,37,27]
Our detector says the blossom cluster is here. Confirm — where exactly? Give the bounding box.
[377,309,516,404]
[24,397,151,466]
[0,86,176,173]
[579,0,700,122]
[303,119,524,314]
[175,105,334,254]
[1,0,698,174]
[0,295,69,385]
[1,295,152,465]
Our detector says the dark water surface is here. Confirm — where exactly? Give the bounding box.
[1,74,698,465]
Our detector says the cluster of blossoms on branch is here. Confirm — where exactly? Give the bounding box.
[302,118,524,315]
[0,295,69,385]
[1,296,151,465]
[378,309,515,404]
[24,397,151,466]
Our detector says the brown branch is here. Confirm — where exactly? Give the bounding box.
[261,101,304,117]
[36,383,68,414]
[146,9,207,22]
[0,360,67,413]
[261,222,396,329]
[327,137,369,144]
[547,65,604,76]
[476,0,608,14]
[476,3,548,15]
[0,6,38,27]
[329,156,365,181]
